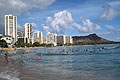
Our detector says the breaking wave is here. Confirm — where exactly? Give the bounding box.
[0,70,20,80]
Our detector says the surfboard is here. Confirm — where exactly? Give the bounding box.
[34,58,40,60]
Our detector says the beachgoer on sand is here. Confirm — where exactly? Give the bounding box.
[4,53,9,64]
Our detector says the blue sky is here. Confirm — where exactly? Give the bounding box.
[0,0,120,41]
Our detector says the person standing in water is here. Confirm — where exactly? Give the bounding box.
[4,53,9,64]
[41,53,43,56]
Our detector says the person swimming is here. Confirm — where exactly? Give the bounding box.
[41,53,43,56]
[47,50,50,54]
[4,53,9,64]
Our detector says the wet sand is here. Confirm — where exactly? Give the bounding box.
[0,55,8,80]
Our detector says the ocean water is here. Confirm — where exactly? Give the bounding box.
[0,44,120,80]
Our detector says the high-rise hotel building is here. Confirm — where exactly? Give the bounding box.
[66,36,73,44]
[24,23,32,43]
[34,31,44,44]
[57,35,66,44]
[46,32,57,44]
[5,14,17,43]
[34,31,43,38]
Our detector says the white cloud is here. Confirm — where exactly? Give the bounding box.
[17,24,23,31]
[27,17,35,20]
[31,23,37,28]
[18,23,38,32]
[99,25,120,41]
[31,23,37,32]
[117,37,120,40]
[0,0,55,15]
[95,25,101,30]
[99,25,120,36]
[46,17,53,23]
[0,0,56,33]
[99,32,111,35]
[105,25,120,32]
[42,24,50,32]
[74,19,101,32]
[109,1,120,8]
[42,10,74,34]
[96,3,119,21]
[42,10,101,34]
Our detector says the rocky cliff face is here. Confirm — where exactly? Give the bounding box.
[72,33,110,43]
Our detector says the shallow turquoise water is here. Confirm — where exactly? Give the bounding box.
[0,44,120,80]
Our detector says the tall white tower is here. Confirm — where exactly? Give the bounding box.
[46,32,57,45]
[24,23,32,43]
[24,23,32,38]
[5,14,17,43]
[34,31,43,38]
[33,31,43,44]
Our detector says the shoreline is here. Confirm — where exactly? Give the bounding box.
[15,43,120,49]
[0,44,119,50]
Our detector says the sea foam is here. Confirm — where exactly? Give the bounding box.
[0,71,20,80]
